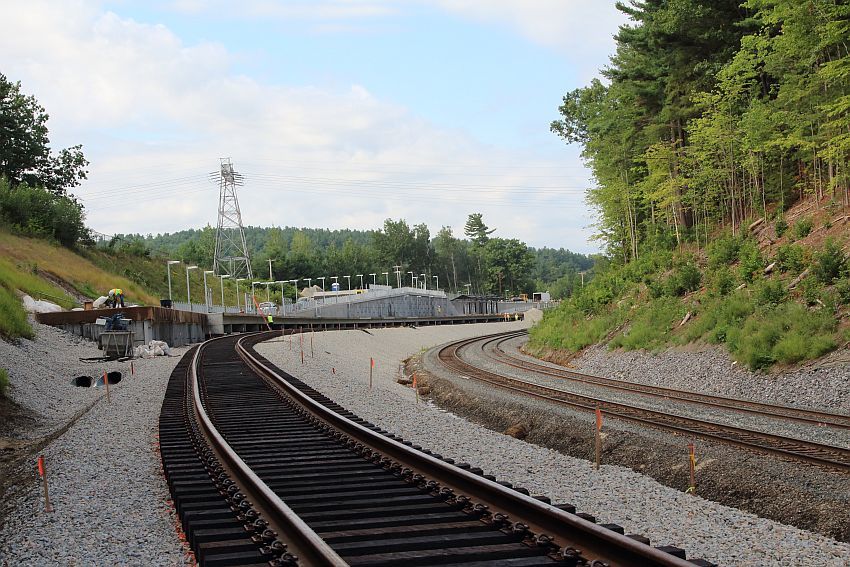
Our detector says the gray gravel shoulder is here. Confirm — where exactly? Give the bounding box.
[256,322,850,567]
[0,320,186,566]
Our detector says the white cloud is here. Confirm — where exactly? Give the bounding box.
[0,0,597,252]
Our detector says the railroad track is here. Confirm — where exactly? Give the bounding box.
[159,331,712,566]
[437,331,850,472]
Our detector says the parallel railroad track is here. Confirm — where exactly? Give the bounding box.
[437,331,850,472]
[159,330,712,566]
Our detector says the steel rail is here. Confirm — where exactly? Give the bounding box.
[487,330,850,429]
[191,334,348,566]
[438,333,850,472]
[236,332,696,567]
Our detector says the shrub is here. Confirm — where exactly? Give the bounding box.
[774,217,788,237]
[738,240,764,283]
[680,292,755,344]
[755,279,786,307]
[775,243,807,274]
[812,239,847,285]
[665,259,702,296]
[707,267,736,296]
[793,217,813,239]
[836,279,850,306]
[0,368,8,398]
[707,234,741,268]
[0,179,87,247]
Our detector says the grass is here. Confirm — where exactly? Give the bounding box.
[0,367,8,397]
[610,297,688,351]
[0,231,159,305]
[0,256,77,308]
[529,303,627,352]
[0,286,34,340]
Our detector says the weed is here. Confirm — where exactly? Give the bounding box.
[609,297,687,351]
[738,240,764,283]
[0,286,33,340]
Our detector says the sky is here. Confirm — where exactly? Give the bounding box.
[1,1,627,253]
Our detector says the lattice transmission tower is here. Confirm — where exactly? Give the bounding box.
[212,158,253,279]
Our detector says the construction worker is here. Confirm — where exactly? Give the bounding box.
[108,288,125,308]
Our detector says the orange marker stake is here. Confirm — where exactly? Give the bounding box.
[37,456,53,512]
[310,333,314,358]
[369,357,374,389]
[130,361,135,376]
[413,373,419,403]
[594,405,603,470]
[104,371,111,402]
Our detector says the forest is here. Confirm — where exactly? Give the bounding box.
[534,0,850,370]
[119,215,594,298]
[552,0,850,258]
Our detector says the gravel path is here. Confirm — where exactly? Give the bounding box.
[256,322,850,566]
[0,320,186,566]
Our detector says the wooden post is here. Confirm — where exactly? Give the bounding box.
[369,357,374,389]
[594,405,602,470]
[687,442,696,494]
[104,371,110,402]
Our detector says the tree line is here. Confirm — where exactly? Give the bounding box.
[552,0,850,260]
[124,213,594,298]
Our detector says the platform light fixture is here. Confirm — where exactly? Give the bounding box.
[235,278,246,312]
[166,260,180,301]
[356,274,363,289]
[420,273,426,290]
[433,275,439,291]
[203,271,214,311]
[344,275,351,290]
[186,265,198,311]
[382,272,389,286]
[408,271,414,287]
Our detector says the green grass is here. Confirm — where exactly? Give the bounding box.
[0,368,8,398]
[0,286,34,340]
[529,303,627,352]
[610,297,688,351]
[0,256,77,308]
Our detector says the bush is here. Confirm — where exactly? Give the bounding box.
[793,217,813,239]
[0,179,87,247]
[529,303,627,352]
[738,240,764,283]
[812,239,847,284]
[664,259,702,297]
[774,217,788,237]
[836,279,850,306]
[706,267,736,296]
[680,292,755,344]
[755,279,786,307]
[775,243,807,274]
[707,234,741,268]
[0,368,8,398]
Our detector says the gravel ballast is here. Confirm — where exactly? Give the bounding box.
[256,322,850,566]
[0,320,186,565]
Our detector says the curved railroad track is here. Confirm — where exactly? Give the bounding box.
[159,330,711,566]
[437,331,850,472]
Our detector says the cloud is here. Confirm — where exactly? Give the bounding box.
[0,0,598,252]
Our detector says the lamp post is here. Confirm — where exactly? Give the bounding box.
[203,270,214,311]
[369,273,376,287]
[305,277,312,291]
[408,271,414,287]
[413,276,417,288]
[268,258,274,280]
[382,272,389,286]
[235,278,246,312]
[291,279,299,312]
[420,273,426,290]
[264,282,272,302]
[251,282,260,312]
[433,275,439,291]
[464,283,471,295]
[166,260,180,301]
[331,276,338,289]
[344,275,351,291]
[275,281,286,314]
[356,274,363,289]
[186,265,198,311]
[219,275,230,311]
[318,277,326,292]
[393,265,402,288]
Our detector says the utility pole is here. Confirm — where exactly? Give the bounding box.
[268,258,274,280]
[213,158,253,279]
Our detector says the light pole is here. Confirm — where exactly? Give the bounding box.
[305,277,312,291]
[433,275,438,291]
[203,270,214,311]
[265,281,272,302]
[291,279,299,311]
[331,276,338,289]
[251,282,261,312]
[186,265,198,311]
[268,258,274,280]
[413,275,418,288]
[369,273,376,287]
[344,275,351,290]
[219,275,230,310]
[394,265,402,288]
[318,277,326,292]
[275,281,286,314]
[464,283,471,295]
[382,272,389,286]
[235,278,246,312]
[356,274,363,289]
[166,260,180,301]
[408,271,414,287]
[420,273,426,290]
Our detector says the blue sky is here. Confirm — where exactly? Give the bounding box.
[1,1,626,252]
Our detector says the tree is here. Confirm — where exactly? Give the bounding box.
[0,74,88,194]
[483,238,535,296]
[463,213,495,245]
